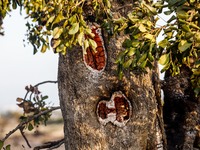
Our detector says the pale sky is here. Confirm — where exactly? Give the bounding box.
[0,9,59,112]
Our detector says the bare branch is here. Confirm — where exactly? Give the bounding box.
[1,106,60,142]
[24,80,58,100]
[33,138,64,150]
[19,127,32,148]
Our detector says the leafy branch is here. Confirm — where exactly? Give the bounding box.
[0,106,61,149]
[0,80,63,150]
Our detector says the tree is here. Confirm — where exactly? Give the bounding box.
[0,0,199,150]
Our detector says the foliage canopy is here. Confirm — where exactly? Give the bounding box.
[0,0,199,96]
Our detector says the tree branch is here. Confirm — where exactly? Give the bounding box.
[33,138,64,150]
[19,127,32,148]
[1,106,60,142]
[24,80,58,100]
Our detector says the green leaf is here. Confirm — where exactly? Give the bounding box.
[88,39,97,51]
[118,23,128,31]
[167,15,176,23]
[164,10,173,15]
[138,24,147,32]
[144,33,154,41]
[192,69,200,76]
[42,95,48,100]
[69,23,79,35]
[194,87,200,96]
[159,53,170,65]
[115,51,126,64]
[182,24,190,32]
[195,32,200,43]
[83,40,89,54]
[12,0,17,9]
[148,52,154,62]
[140,59,147,68]
[127,47,136,56]
[178,40,192,52]
[161,63,170,73]
[5,144,11,150]
[142,2,157,15]
[132,41,140,47]
[123,59,133,68]
[158,39,168,48]
[177,10,188,19]
[53,27,63,39]
[138,53,147,64]
[0,140,4,149]
[46,15,55,26]
[77,31,84,46]
[41,44,48,53]
[28,123,34,131]
[122,39,132,48]
[113,17,126,24]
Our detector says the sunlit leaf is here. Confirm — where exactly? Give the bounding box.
[127,47,136,56]
[138,53,147,63]
[118,23,128,31]
[144,33,154,41]
[159,53,170,65]
[195,32,200,43]
[123,59,133,68]
[178,40,192,52]
[192,69,200,75]
[83,40,89,54]
[53,27,63,39]
[46,15,55,26]
[77,31,84,45]
[88,39,97,51]
[158,39,168,48]
[41,44,48,53]
[138,24,147,32]
[69,22,79,35]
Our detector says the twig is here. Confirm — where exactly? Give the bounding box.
[24,80,58,100]
[1,106,60,142]
[33,138,64,150]
[19,126,32,148]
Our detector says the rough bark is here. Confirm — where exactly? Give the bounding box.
[163,66,200,150]
[57,1,166,149]
[58,33,166,149]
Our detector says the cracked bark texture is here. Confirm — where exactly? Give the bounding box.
[58,37,165,150]
[57,1,165,149]
[163,66,200,150]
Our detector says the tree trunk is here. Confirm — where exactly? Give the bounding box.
[57,1,166,149]
[163,66,200,150]
[58,34,166,149]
